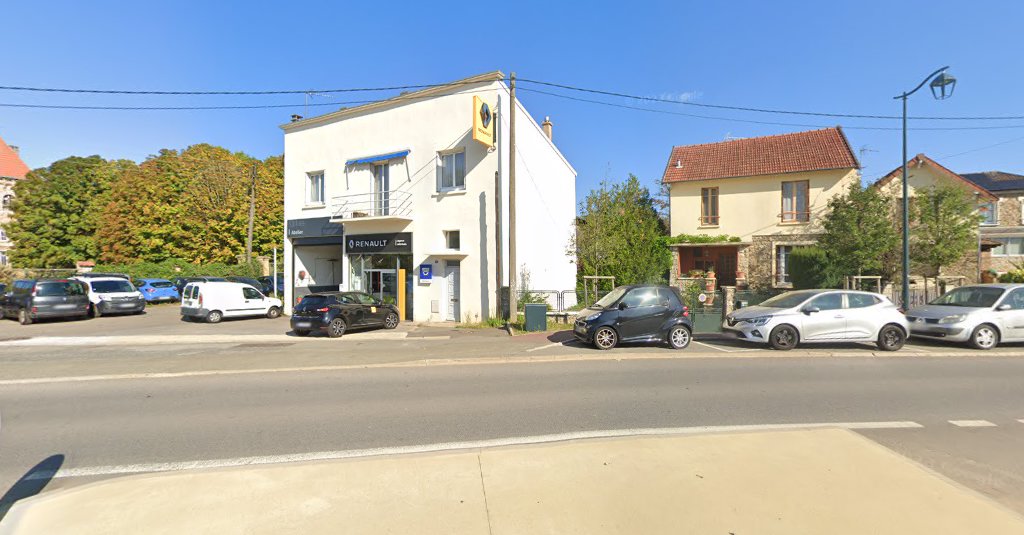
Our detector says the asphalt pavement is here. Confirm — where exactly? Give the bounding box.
[1,356,1024,518]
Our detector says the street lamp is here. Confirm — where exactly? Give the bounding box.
[894,66,956,310]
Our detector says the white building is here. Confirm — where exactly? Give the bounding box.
[280,71,577,322]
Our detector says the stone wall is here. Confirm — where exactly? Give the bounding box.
[748,233,820,290]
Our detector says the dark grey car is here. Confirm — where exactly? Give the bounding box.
[1,279,91,325]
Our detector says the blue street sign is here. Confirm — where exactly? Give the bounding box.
[419,264,432,280]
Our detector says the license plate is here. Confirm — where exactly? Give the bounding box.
[294,321,312,328]
[55,304,76,310]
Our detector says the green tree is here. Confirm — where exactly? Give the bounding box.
[569,175,670,288]
[788,246,841,289]
[817,182,901,281]
[8,156,130,267]
[910,185,983,277]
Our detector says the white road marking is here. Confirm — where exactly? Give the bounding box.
[948,420,998,427]
[23,421,924,481]
[692,340,735,352]
[3,332,427,346]
[526,342,565,352]
[1018,419,1024,425]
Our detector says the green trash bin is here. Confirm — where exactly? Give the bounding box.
[524,303,547,332]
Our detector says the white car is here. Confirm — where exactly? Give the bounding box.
[180,281,283,324]
[73,275,146,317]
[723,289,909,351]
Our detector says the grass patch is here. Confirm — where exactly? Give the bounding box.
[509,319,574,334]
[457,317,507,329]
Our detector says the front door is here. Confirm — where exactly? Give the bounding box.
[444,265,460,321]
[800,292,847,340]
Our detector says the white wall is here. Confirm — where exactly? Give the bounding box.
[283,76,577,320]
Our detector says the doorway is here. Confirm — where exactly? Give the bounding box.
[443,262,461,321]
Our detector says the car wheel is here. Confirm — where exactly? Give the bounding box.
[383,312,399,329]
[327,318,347,338]
[266,306,282,319]
[293,329,310,337]
[593,326,618,350]
[667,325,691,349]
[876,324,906,351]
[206,310,224,324]
[768,324,798,350]
[18,308,32,325]
[968,324,999,350]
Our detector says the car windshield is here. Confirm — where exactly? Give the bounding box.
[90,280,136,293]
[759,291,820,308]
[150,281,174,288]
[929,287,1005,308]
[36,281,85,296]
[592,287,629,309]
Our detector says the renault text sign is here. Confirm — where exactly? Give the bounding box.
[473,95,494,148]
[345,232,413,254]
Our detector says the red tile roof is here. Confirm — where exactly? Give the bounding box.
[661,127,859,183]
[0,135,30,180]
[872,154,996,200]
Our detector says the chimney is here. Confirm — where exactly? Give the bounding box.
[675,159,682,169]
[541,116,553,140]
[8,145,18,155]
[290,114,303,122]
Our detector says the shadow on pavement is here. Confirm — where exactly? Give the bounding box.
[0,454,64,522]
[546,331,575,343]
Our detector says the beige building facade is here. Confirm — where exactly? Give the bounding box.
[0,136,30,267]
[662,128,860,290]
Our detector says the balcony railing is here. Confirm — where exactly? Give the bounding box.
[330,189,413,221]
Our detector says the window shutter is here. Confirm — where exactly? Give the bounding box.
[436,155,443,191]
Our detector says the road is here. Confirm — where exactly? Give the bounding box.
[2,355,1024,518]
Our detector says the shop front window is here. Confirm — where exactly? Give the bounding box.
[348,254,414,319]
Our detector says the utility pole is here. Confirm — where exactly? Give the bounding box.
[246,162,258,264]
[508,72,518,323]
[495,170,502,318]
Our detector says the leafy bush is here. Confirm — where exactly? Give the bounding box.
[789,247,841,289]
[91,258,263,281]
[998,270,1024,283]
[664,233,742,245]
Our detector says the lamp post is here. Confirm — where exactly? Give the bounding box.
[894,67,956,310]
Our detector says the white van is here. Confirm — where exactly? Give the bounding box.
[73,275,146,317]
[180,281,283,323]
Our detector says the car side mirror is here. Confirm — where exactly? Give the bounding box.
[996,303,1012,311]
[618,302,629,310]
[802,306,820,314]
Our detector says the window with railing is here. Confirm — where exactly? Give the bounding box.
[701,187,719,225]
[781,180,809,222]
[373,164,390,216]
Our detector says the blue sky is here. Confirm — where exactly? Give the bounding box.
[3,0,1023,205]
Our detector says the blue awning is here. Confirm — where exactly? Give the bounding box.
[345,150,410,166]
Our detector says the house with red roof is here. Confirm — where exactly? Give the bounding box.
[0,135,31,267]
[661,127,861,289]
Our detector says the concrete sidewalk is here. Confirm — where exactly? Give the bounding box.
[3,428,1023,534]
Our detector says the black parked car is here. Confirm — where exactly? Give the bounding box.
[258,274,284,296]
[573,285,693,350]
[1,279,90,325]
[172,276,227,295]
[290,291,400,338]
[226,276,264,290]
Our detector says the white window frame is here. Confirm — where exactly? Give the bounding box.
[436,150,466,192]
[0,227,6,241]
[0,250,7,266]
[775,245,794,286]
[306,171,325,207]
[979,200,998,226]
[991,236,1024,256]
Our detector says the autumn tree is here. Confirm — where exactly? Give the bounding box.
[8,156,130,267]
[97,145,283,264]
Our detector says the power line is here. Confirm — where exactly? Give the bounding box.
[516,78,1024,121]
[0,80,488,96]
[518,88,1024,132]
[4,75,1024,121]
[939,134,1024,159]
[0,88,500,111]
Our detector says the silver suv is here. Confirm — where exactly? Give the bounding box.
[906,284,1024,349]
